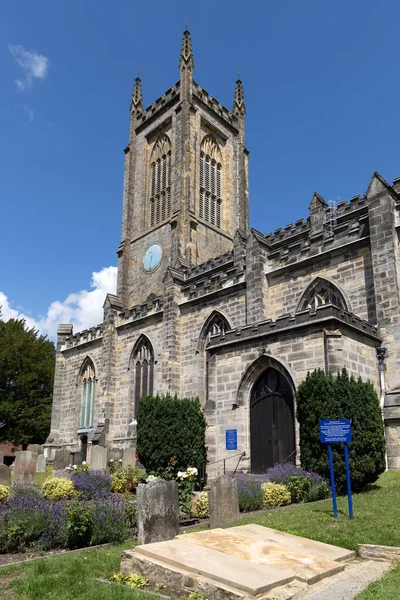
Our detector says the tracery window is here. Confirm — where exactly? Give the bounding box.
[200,134,222,228]
[200,312,230,407]
[150,134,171,227]
[299,279,347,312]
[132,336,154,418]
[80,359,96,428]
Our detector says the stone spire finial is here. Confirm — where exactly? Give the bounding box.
[130,75,143,113]
[233,73,245,116]
[179,26,194,70]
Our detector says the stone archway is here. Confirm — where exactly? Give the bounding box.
[250,367,296,473]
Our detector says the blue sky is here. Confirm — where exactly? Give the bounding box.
[1,1,400,339]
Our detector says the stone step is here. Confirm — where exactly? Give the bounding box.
[135,538,296,595]
[179,528,345,585]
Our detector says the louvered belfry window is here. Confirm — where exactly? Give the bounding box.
[200,134,222,228]
[133,336,154,418]
[150,134,171,227]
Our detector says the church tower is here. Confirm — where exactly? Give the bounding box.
[116,28,249,308]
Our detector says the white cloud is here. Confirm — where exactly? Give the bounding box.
[24,105,34,121]
[0,266,117,341]
[9,44,49,90]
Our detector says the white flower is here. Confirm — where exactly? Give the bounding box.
[109,459,114,463]
[147,475,157,483]
[73,465,77,470]
[187,467,198,477]
[179,471,188,479]
[118,459,122,463]
[82,461,87,465]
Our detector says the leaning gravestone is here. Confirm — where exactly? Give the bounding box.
[122,448,136,469]
[36,454,46,472]
[28,444,43,455]
[90,445,108,470]
[13,451,37,486]
[137,479,180,545]
[73,452,83,466]
[0,464,11,486]
[208,475,240,529]
[53,447,71,470]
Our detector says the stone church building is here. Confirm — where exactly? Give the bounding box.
[46,29,400,475]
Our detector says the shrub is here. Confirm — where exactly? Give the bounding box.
[111,466,146,493]
[0,485,10,503]
[137,394,207,484]
[0,495,53,552]
[70,470,111,500]
[297,369,386,493]
[177,468,198,515]
[193,491,209,518]
[261,482,291,508]
[41,478,75,501]
[266,463,308,484]
[286,475,310,503]
[11,483,41,498]
[235,474,264,512]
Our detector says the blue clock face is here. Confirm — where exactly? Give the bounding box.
[143,243,163,272]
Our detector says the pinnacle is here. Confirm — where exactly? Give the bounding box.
[233,76,245,116]
[131,76,143,113]
[180,27,194,69]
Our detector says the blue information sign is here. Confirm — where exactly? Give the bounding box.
[320,419,352,444]
[226,429,238,451]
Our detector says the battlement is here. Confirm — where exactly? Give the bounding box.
[208,304,380,349]
[192,81,238,129]
[63,324,104,350]
[116,296,163,328]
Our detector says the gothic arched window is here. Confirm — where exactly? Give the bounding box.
[200,134,222,228]
[198,312,230,407]
[80,358,96,428]
[150,134,171,227]
[298,278,347,312]
[132,336,154,417]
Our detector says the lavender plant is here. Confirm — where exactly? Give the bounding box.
[234,473,264,512]
[70,470,111,500]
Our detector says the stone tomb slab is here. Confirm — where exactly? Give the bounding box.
[179,528,346,585]
[122,524,354,598]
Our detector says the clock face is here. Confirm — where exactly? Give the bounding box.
[143,243,163,272]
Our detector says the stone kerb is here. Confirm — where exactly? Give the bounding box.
[90,446,108,470]
[208,475,240,529]
[0,464,11,486]
[53,447,71,471]
[13,451,37,486]
[36,454,47,472]
[136,479,180,545]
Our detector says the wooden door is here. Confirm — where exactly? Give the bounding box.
[250,368,295,473]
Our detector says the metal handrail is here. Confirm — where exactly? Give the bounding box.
[208,451,246,475]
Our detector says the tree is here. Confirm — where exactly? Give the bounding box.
[136,394,207,484]
[297,368,386,493]
[0,313,55,447]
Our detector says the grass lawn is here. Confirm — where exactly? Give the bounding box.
[0,542,154,600]
[34,464,53,486]
[235,471,400,551]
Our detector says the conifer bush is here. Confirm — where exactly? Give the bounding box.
[297,369,386,493]
[136,394,207,483]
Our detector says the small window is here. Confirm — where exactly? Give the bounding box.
[299,279,347,312]
[132,336,154,418]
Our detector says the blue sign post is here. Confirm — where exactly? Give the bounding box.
[320,419,353,520]
[225,429,238,451]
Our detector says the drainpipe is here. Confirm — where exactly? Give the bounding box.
[376,346,389,471]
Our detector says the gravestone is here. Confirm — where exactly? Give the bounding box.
[13,451,37,486]
[90,445,107,470]
[107,447,123,463]
[122,448,136,469]
[28,444,43,455]
[0,450,4,464]
[73,452,83,466]
[53,447,71,470]
[208,475,240,529]
[137,479,180,545]
[36,454,46,472]
[0,464,11,486]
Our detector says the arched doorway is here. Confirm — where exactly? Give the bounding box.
[250,367,295,473]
